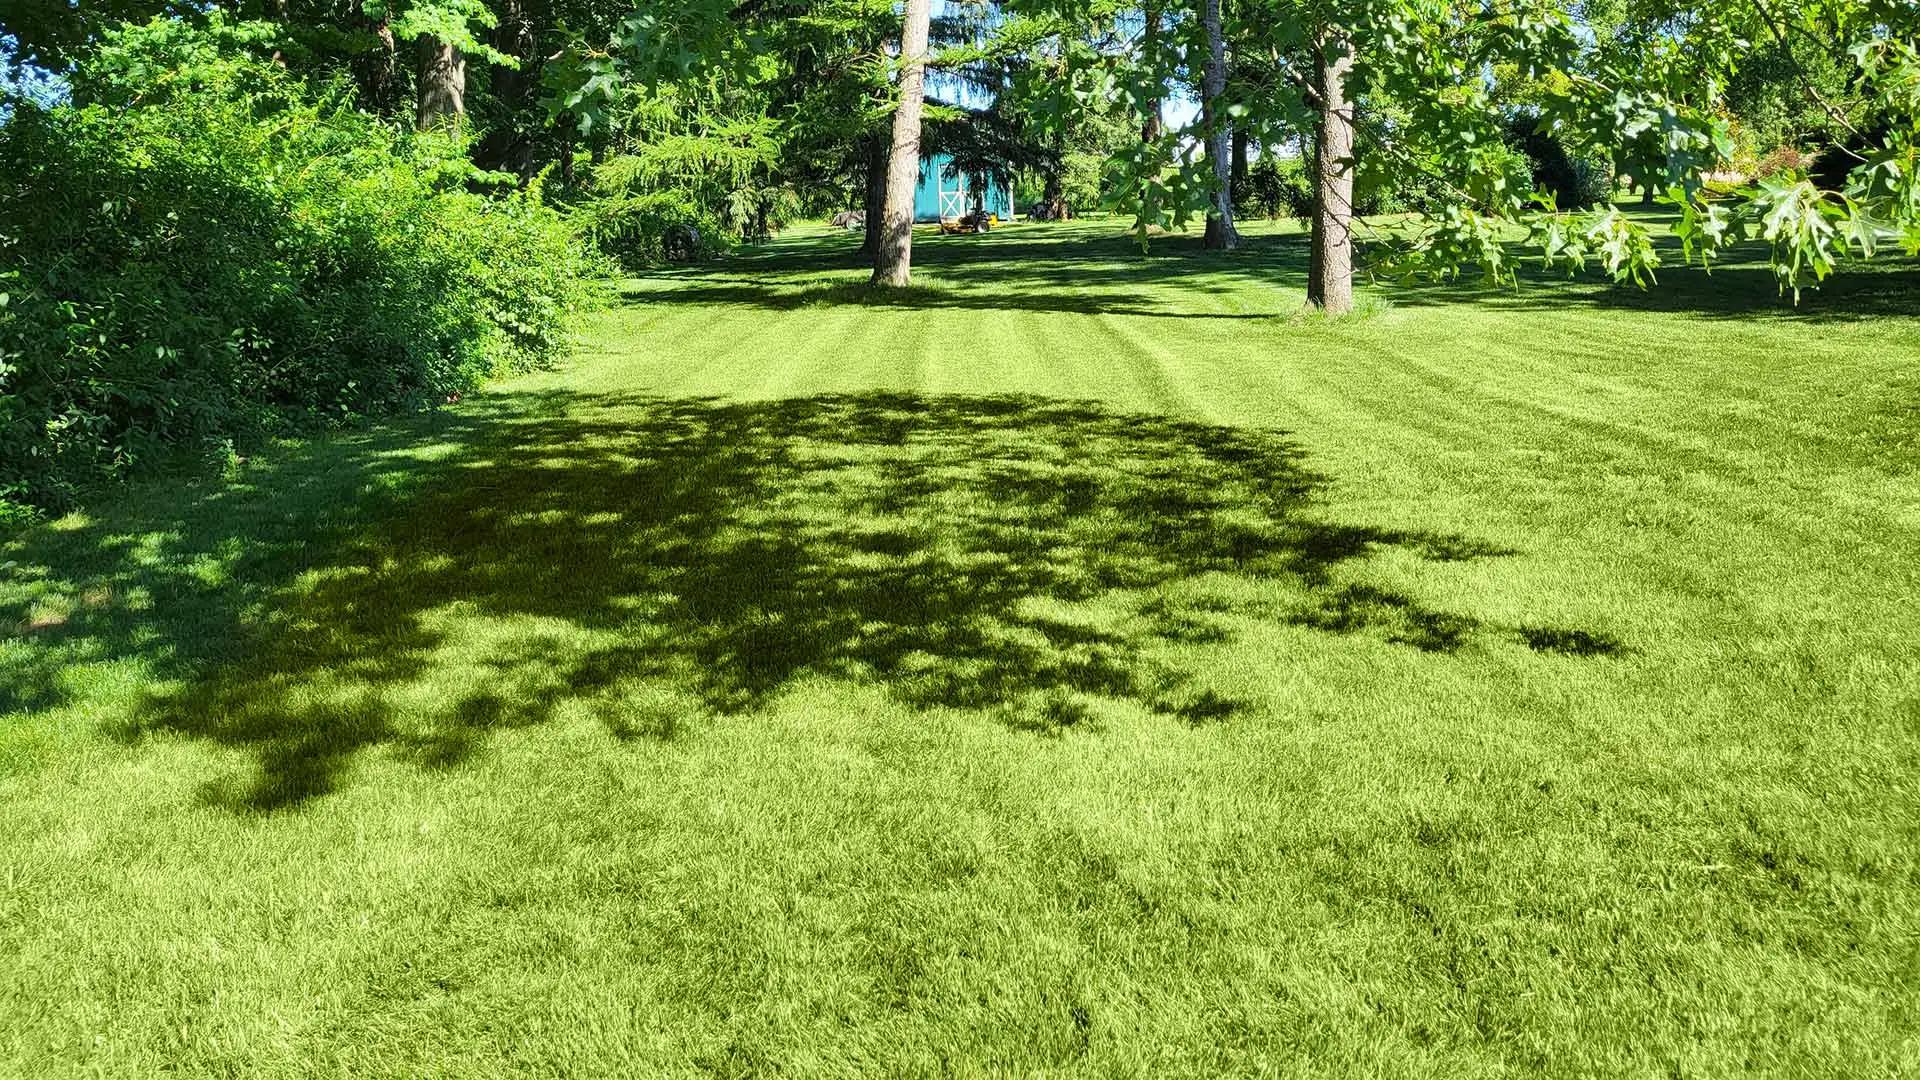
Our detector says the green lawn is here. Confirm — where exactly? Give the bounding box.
[3,217,1918,1078]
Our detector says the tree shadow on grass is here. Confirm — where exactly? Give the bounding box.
[11,392,1626,812]
[621,279,1284,319]
[631,228,1311,318]
[1384,249,1920,321]
[649,222,1920,321]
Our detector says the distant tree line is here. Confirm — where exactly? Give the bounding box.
[1,0,1913,512]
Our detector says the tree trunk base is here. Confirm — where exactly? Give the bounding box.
[1203,217,1238,250]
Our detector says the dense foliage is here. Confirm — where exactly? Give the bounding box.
[1235,155,1316,219]
[559,78,802,267]
[985,0,1920,300]
[0,20,594,514]
[1235,137,1571,224]
[1502,112,1612,211]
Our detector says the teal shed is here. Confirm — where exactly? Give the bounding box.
[912,153,1015,222]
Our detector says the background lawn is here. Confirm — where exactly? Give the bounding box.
[3,218,1917,1077]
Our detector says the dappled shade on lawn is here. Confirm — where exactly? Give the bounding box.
[627,221,1920,322]
[10,391,1621,811]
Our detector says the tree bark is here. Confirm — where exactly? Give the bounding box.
[1308,30,1355,314]
[1043,120,1068,220]
[1136,2,1165,219]
[475,0,538,179]
[266,0,290,67]
[1042,167,1066,221]
[1231,125,1249,206]
[861,130,890,257]
[871,0,932,287]
[351,14,399,114]
[1140,3,1163,143]
[414,37,466,135]
[555,112,578,186]
[1200,0,1237,250]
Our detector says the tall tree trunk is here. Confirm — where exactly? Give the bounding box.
[557,113,578,186]
[1200,0,1237,250]
[1043,159,1067,221]
[1231,125,1249,207]
[1137,2,1164,218]
[1308,30,1355,314]
[861,130,890,257]
[872,0,933,287]
[1308,131,1322,289]
[1140,3,1163,143]
[267,0,290,66]
[415,37,466,134]
[352,12,399,114]
[476,0,537,179]
[1044,73,1069,221]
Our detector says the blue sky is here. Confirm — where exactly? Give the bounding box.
[1,34,71,111]
[926,1,1202,131]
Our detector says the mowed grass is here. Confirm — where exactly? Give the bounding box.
[3,217,1919,1078]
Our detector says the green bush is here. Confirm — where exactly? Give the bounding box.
[572,186,733,268]
[1503,112,1613,210]
[1355,156,1459,216]
[1236,156,1316,221]
[0,18,596,513]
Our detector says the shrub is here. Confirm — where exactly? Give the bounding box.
[1503,112,1613,210]
[0,18,596,513]
[724,183,802,243]
[1236,155,1316,221]
[1355,152,1460,216]
[1060,149,1110,215]
[572,185,733,268]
